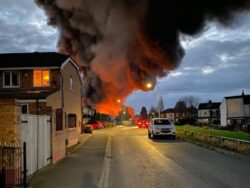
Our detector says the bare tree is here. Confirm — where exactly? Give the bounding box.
[175,100,187,118]
[140,106,148,119]
[149,105,157,118]
[181,96,200,108]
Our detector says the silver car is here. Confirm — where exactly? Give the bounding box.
[148,118,176,139]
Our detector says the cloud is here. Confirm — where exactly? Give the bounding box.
[0,0,58,53]
[127,13,250,111]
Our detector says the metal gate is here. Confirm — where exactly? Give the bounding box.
[0,143,22,187]
[21,115,51,176]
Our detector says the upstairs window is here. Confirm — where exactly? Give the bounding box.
[33,70,50,87]
[3,71,20,88]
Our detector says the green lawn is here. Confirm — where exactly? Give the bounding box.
[176,125,250,141]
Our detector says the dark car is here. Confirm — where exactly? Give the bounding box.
[137,119,150,128]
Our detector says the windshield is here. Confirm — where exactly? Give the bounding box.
[153,119,171,125]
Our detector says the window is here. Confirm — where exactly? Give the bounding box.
[21,104,28,114]
[3,71,20,87]
[68,114,76,128]
[33,70,50,87]
[70,76,73,90]
[154,119,171,125]
[56,109,63,131]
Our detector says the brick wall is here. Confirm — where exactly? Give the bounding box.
[0,99,21,144]
[0,69,61,90]
[28,102,52,115]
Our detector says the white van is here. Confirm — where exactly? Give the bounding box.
[148,118,176,139]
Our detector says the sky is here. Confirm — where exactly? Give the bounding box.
[0,0,250,114]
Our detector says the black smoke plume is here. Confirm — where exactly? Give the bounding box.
[36,0,250,114]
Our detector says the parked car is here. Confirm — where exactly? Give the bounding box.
[148,118,176,139]
[82,119,101,130]
[137,119,150,128]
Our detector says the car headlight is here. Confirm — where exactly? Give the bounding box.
[154,127,160,130]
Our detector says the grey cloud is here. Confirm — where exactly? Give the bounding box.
[127,15,250,111]
[0,0,58,53]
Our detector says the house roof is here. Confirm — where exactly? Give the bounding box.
[225,95,250,105]
[198,102,221,110]
[0,89,59,99]
[0,52,69,69]
[161,108,175,113]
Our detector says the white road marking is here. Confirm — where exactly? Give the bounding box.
[98,136,112,188]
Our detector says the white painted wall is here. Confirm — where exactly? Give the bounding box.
[244,104,250,116]
[220,98,227,126]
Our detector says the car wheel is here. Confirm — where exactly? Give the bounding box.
[151,132,155,139]
[172,135,176,140]
[148,131,151,138]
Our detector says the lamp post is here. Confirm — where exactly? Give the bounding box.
[122,111,126,122]
[146,82,161,118]
[156,86,161,118]
[114,99,121,126]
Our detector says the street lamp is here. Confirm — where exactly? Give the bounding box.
[146,82,161,118]
[114,99,121,126]
[122,111,126,122]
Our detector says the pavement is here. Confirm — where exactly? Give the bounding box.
[28,126,250,188]
[29,132,105,188]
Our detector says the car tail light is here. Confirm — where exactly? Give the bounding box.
[138,121,142,125]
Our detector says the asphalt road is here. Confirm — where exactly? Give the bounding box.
[31,126,250,188]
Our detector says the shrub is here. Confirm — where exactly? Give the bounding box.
[83,125,93,134]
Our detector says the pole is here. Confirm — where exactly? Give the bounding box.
[36,98,39,171]
[113,104,116,126]
[157,86,161,118]
[23,142,27,188]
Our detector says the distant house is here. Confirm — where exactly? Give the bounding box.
[0,52,82,167]
[220,92,250,127]
[198,100,220,125]
[161,108,176,122]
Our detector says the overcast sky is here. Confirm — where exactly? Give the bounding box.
[0,0,250,114]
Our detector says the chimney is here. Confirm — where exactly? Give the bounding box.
[242,90,245,96]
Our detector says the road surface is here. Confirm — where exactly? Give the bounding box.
[31,126,250,188]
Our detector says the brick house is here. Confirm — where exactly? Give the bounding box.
[161,108,176,122]
[0,52,82,163]
[198,100,220,125]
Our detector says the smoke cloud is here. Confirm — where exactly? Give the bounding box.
[36,0,250,114]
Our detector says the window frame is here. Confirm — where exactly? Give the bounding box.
[33,70,50,87]
[3,71,20,88]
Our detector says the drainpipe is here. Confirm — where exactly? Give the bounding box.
[36,98,39,171]
[59,70,64,109]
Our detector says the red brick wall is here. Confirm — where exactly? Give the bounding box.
[0,69,61,90]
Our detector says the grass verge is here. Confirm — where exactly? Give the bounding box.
[177,126,250,156]
[176,125,250,141]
